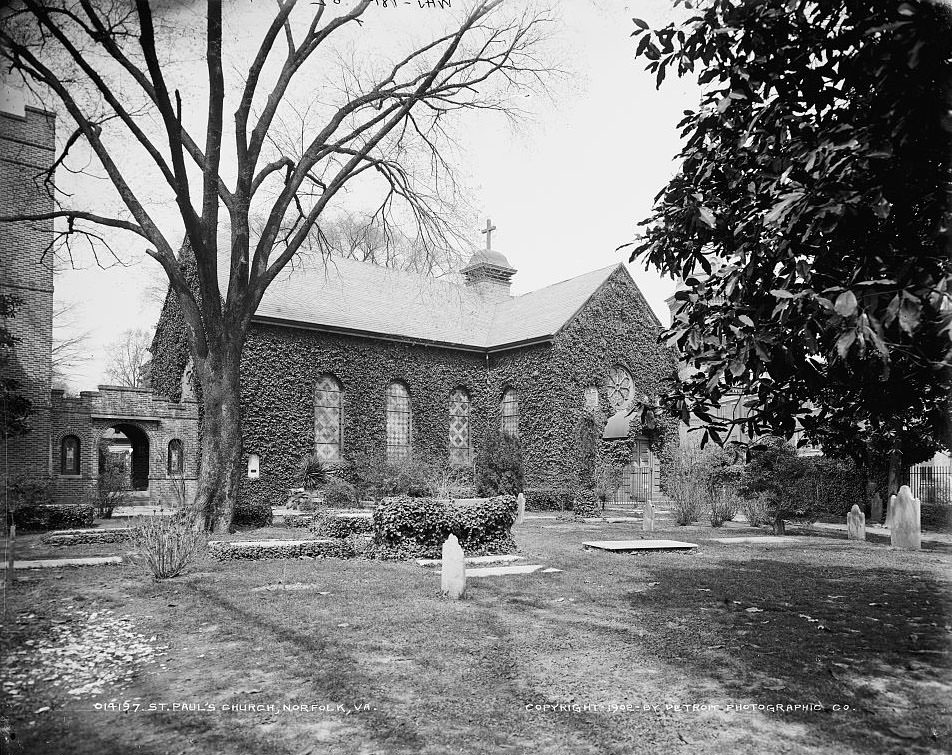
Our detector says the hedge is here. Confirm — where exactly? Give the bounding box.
[208,538,344,561]
[371,495,517,559]
[804,457,867,518]
[233,502,273,529]
[12,504,95,532]
[523,488,574,511]
[309,511,373,538]
[42,528,132,546]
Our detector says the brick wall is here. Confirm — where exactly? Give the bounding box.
[0,91,56,491]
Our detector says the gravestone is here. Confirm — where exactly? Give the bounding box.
[642,500,655,533]
[515,493,526,525]
[885,494,897,530]
[889,486,921,551]
[870,492,883,525]
[846,505,865,541]
[440,534,466,599]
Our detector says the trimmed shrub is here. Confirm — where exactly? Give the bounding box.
[43,528,132,546]
[233,502,273,529]
[208,538,344,561]
[130,516,206,579]
[475,429,524,497]
[14,504,95,532]
[803,457,866,518]
[322,477,357,508]
[309,511,373,538]
[94,454,130,518]
[523,488,573,511]
[372,495,517,559]
[573,489,599,519]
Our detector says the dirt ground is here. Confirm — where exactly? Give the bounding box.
[1,517,950,755]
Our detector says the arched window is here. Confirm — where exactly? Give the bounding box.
[448,388,472,465]
[61,435,81,475]
[500,388,520,438]
[314,374,344,461]
[167,439,184,475]
[386,382,412,463]
[606,364,634,410]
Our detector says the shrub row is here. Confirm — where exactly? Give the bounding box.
[233,502,273,529]
[309,512,373,538]
[11,504,95,532]
[42,528,132,546]
[523,488,574,512]
[372,495,517,559]
[208,538,345,561]
[284,513,317,528]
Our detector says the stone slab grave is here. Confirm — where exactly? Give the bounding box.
[581,517,641,524]
[416,554,526,568]
[583,540,698,553]
[1,556,122,569]
[710,536,807,547]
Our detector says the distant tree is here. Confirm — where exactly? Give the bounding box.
[629,0,952,494]
[103,328,153,388]
[51,299,92,390]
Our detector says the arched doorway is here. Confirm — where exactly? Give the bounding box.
[99,423,150,491]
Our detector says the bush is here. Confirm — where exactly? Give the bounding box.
[802,456,866,518]
[95,454,130,518]
[233,501,273,529]
[741,436,815,535]
[309,511,373,538]
[475,429,524,497]
[322,477,357,508]
[349,451,433,500]
[372,495,517,559]
[573,489,599,519]
[664,448,706,525]
[208,538,343,561]
[130,516,206,579]
[14,503,94,532]
[285,488,310,509]
[297,452,330,490]
[741,495,770,527]
[523,488,573,511]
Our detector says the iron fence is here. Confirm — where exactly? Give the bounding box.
[903,466,952,506]
[610,466,653,506]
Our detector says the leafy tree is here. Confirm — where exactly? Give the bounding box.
[475,428,524,497]
[629,1,952,493]
[0,0,553,531]
[0,294,33,440]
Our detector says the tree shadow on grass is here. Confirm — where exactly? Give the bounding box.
[630,558,951,754]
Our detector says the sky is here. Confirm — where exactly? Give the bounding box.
[47,0,700,391]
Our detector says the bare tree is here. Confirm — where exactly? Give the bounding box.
[0,0,554,531]
[51,299,91,390]
[103,328,153,387]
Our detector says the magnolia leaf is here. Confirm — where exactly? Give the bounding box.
[836,330,856,359]
[899,296,921,334]
[697,206,716,228]
[834,290,857,317]
[770,289,795,299]
[633,17,649,29]
[738,315,755,327]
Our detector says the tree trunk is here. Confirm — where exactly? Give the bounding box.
[772,517,786,536]
[192,340,244,534]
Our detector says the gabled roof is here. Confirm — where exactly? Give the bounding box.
[220,255,626,351]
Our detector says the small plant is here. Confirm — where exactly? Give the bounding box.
[709,486,739,527]
[741,495,769,527]
[95,453,130,518]
[322,476,357,508]
[130,516,206,579]
[297,452,330,490]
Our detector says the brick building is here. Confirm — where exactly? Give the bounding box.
[0,84,198,508]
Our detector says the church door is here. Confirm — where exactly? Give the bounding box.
[615,437,658,504]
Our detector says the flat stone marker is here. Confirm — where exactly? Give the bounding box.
[847,505,866,541]
[458,564,549,578]
[710,536,806,546]
[440,534,466,599]
[582,517,642,524]
[416,554,525,568]
[583,539,697,553]
[0,556,122,570]
[890,485,921,551]
[515,492,526,525]
[870,492,883,525]
[642,501,656,533]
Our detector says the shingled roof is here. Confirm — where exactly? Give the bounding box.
[222,256,630,351]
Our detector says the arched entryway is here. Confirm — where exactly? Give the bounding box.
[614,437,660,504]
[99,423,150,491]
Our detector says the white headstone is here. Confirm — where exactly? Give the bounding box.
[642,500,655,533]
[889,485,921,551]
[440,534,466,599]
[515,493,526,525]
[885,494,897,530]
[870,492,883,525]
[847,504,865,541]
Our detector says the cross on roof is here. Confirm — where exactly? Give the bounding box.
[480,218,497,251]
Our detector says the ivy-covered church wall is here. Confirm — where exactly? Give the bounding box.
[237,324,488,507]
[487,266,679,498]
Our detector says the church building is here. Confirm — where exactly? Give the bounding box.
[150,226,678,509]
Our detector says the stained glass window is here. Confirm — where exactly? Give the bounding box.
[386,382,412,463]
[449,388,472,465]
[167,439,184,475]
[314,374,343,461]
[61,435,80,475]
[500,388,519,438]
[607,365,633,409]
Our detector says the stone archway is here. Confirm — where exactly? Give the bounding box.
[99,422,151,492]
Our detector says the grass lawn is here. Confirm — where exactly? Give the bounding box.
[1,517,950,755]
